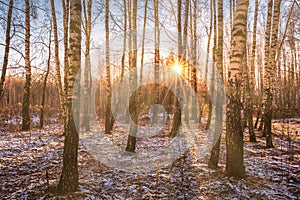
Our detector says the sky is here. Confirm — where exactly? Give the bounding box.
[0,0,297,79]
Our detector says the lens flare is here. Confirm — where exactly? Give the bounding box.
[173,64,182,74]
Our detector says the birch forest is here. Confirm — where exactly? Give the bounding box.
[0,0,299,199]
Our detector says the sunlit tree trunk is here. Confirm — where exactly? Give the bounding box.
[22,0,31,131]
[125,0,138,152]
[244,62,256,141]
[260,0,273,134]
[50,0,65,121]
[126,0,132,126]
[191,0,197,120]
[287,20,296,107]
[139,0,148,87]
[138,0,148,118]
[105,0,115,134]
[82,0,92,131]
[241,0,258,141]
[152,0,160,124]
[58,0,81,192]
[256,47,264,130]
[206,0,216,130]
[0,0,14,100]
[282,48,287,107]
[264,0,281,148]
[249,0,259,127]
[205,0,213,83]
[63,1,69,102]
[183,0,190,124]
[169,0,182,138]
[230,0,233,31]
[121,0,127,79]
[114,0,128,120]
[62,0,69,135]
[182,0,189,57]
[177,0,182,55]
[208,0,224,169]
[247,0,258,143]
[226,0,249,178]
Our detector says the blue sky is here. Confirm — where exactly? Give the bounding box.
[0,0,296,78]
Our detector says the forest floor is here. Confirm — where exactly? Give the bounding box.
[0,117,299,199]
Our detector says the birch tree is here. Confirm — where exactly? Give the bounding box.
[260,0,273,133]
[182,0,189,124]
[82,0,92,131]
[50,0,65,121]
[177,0,182,55]
[191,0,197,120]
[125,0,138,152]
[58,0,81,192]
[247,0,259,143]
[105,0,115,134]
[208,0,224,169]
[0,0,14,99]
[21,0,31,131]
[204,0,213,83]
[226,0,249,178]
[263,0,282,148]
[121,0,127,79]
[139,0,148,86]
[169,0,182,138]
[206,0,217,130]
[62,0,70,120]
[152,0,160,124]
[182,0,189,57]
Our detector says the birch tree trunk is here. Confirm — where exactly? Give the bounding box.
[62,0,69,118]
[264,0,281,148]
[206,0,217,130]
[242,0,258,142]
[177,0,182,55]
[226,0,249,178]
[105,0,115,134]
[208,0,224,169]
[58,0,81,192]
[139,0,148,87]
[115,0,128,118]
[0,0,14,100]
[50,0,65,121]
[121,0,127,79]
[205,0,213,82]
[191,0,197,120]
[230,0,233,31]
[125,0,138,152]
[82,0,92,131]
[182,0,190,124]
[169,0,182,138]
[152,0,160,124]
[22,0,31,131]
[247,0,259,143]
[250,0,258,93]
[260,0,273,134]
[182,0,189,58]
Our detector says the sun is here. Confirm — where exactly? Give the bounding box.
[172,64,182,74]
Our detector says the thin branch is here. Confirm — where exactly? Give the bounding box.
[0,43,25,59]
[0,0,36,17]
[109,11,123,31]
